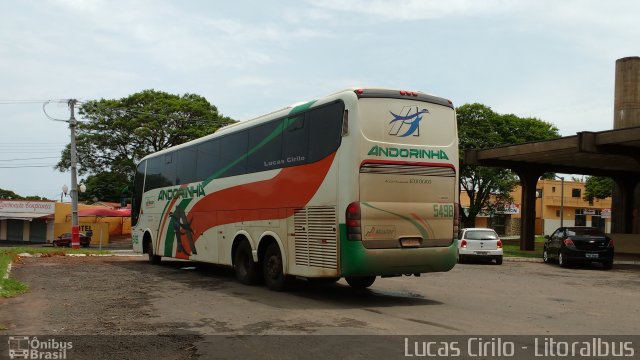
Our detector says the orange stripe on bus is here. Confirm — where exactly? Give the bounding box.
[188,153,336,243]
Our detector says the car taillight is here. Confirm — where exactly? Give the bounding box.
[346,202,361,241]
[608,239,614,247]
[497,239,503,249]
[564,239,575,247]
[460,239,467,248]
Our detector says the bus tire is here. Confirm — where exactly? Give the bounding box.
[345,276,376,289]
[148,244,161,265]
[234,241,262,285]
[262,243,289,291]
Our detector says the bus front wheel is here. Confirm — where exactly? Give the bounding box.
[148,242,161,265]
[234,241,262,285]
[345,276,376,289]
[262,243,290,291]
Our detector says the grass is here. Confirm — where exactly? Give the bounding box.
[0,246,111,257]
[502,236,545,258]
[0,255,28,298]
[0,246,111,298]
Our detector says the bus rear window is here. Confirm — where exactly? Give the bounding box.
[359,98,456,147]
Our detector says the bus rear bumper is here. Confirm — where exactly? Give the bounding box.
[339,238,458,277]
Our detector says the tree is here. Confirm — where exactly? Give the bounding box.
[56,90,236,181]
[458,103,560,228]
[23,195,48,201]
[0,189,46,200]
[584,176,614,202]
[80,172,131,203]
[0,188,23,200]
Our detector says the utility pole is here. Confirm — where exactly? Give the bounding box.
[68,99,80,249]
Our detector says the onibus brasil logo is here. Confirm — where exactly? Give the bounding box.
[8,336,72,359]
[388,106,429,137]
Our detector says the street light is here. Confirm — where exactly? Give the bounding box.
[555,176,565,228]
[61,184,69,202]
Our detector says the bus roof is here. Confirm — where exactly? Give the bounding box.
[138,87,453,162]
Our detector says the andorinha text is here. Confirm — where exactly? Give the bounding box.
[158,184,206,201]
[368,146,449,160]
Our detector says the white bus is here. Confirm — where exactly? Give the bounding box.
[131,88,459,290]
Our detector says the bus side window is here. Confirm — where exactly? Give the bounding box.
[307,101,344,163]
[247,120,283,173]
[196,139,220,182]
[176,146,197,184]
[283,115,308,167]
[163,153,176,187]
[144,156,163,191]
[219,131,248,177]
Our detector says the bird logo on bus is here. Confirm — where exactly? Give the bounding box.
[388,106,429,137]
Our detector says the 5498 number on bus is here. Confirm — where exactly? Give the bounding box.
[434,204,454,218]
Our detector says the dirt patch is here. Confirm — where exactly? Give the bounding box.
[0,256,200,359]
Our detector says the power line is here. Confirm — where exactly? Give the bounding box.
[0,156,60,162]
[0,99,65,104]
[0,164,57,168]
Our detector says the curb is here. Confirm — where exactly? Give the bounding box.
[2,262,11,280]
[505,256,640,265]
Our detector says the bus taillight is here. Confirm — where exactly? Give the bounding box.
[399,90,418,96]
[453,202,459,238]
[346,202,362,241]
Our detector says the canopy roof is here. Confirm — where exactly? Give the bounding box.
[77,208,131,217]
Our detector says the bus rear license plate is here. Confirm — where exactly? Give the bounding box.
[400,238,421,248]
[586,253,599,259]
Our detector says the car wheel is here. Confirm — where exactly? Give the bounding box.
[345,276,376,289]
[602,260,613,270]
[558,251,569,268]
[262,243,290,291]
[234,241,262,285]
[458,255,465,264]
[495,256,503,265]
[543,248,550,263]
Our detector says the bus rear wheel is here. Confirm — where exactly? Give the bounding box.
[345,276,376,289]
[234,241,262,285]
[262,243,290,291]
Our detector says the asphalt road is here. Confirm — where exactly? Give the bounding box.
[1,255,638,358]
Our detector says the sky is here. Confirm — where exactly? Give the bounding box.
[1,0,639,200]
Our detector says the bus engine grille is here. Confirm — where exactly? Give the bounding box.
[294,206,338,269]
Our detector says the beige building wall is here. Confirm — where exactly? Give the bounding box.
[461,179,612,235]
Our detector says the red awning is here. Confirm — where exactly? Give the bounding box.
[77,208,131,217]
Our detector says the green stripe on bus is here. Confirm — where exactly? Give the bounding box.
[361,202,430,239]
[202,100,316,187]
[161,99,318,257]
[164,198,193,256]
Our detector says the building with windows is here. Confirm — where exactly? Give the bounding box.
[461,178,611,236]
[1,199,131,245]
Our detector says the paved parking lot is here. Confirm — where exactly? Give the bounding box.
[2,255,638,337]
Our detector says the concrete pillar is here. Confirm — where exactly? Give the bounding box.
[516,169,543,251]
[614,56,640,129]
[612,57,640,233]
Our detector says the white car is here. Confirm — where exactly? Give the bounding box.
[457,228,503,265]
